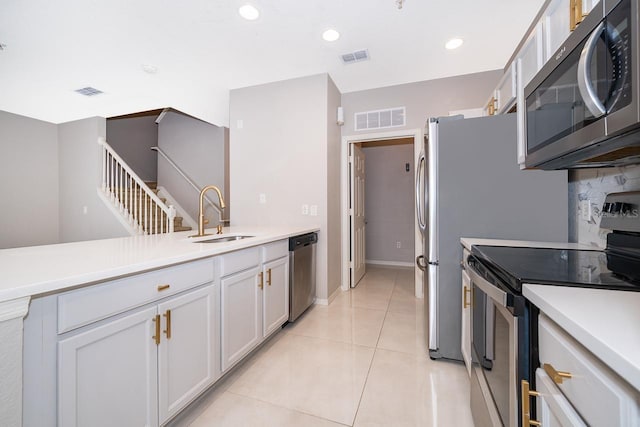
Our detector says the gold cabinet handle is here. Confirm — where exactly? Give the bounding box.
[570,0,585,31]
[258,272,264,289]
[267,268,272,286]
[153,314,161,345]
[521,380,541,426]
[487,97,496,116]
[544,363,572,384]
[157,284,170,291]
[463,285,471,308]
[163,309,172,339]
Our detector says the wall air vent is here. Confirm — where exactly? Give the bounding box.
[354,107,405,131]
[341,49,369,64]
[74,87,103,97]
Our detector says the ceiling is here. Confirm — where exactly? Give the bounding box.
[0,0,545,127]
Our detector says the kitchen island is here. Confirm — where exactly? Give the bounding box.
[0,225,319,427]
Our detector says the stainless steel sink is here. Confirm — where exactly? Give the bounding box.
[196,235,254,243]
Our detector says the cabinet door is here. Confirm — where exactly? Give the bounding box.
[58,306,158,427]
[263,256,289,337]
[496,62,517,114]
[535,368,587,427]
[461,269,472,376]
[158,284,219,424]
[543,0,571,61]
[518,22,544,89]
[221,266,262,371]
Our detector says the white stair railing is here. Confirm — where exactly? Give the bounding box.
[151,146,223,221]
[99,138,176,235]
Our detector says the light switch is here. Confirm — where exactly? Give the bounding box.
[302,204,309,215]
[580,200,591,221]
[310,205,318,216]
[237,119,244,129]
[259,193,266,204]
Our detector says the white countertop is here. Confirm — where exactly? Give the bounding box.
[524,284,640,391]
[460,237,596,251]
[0,225,319,303]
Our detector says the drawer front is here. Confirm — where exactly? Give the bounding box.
[219,247,260,277]
[58,259,214,334]
[539,314,640,427]
[262,240,288,262]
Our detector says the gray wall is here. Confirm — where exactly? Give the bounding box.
[569,165,640,247]
[363,142,415,264]
[106,115,158,182]
[157,111,226,225]
[58,117,128,243]
[230,73,341,301]
[341,70,502,135]
[0,111,59,249]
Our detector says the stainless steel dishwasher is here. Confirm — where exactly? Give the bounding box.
[288,232,317,322]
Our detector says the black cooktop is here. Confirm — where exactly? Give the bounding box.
[471,245,640,293]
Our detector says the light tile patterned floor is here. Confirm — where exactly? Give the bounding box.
[172,266,474,427]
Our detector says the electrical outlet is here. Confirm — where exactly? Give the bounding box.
[396,241,401,249]
[580,200,591,221]
[83,206,88,215]
[259,193,266,204]
[302,204,309,215]
[310,205,318,216]
[236,119,243,129]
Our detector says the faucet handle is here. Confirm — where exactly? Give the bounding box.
[216,224,223,234]
[203,219,209,225]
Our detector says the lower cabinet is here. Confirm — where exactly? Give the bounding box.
[58,284,219,427]
[221,242,290,372]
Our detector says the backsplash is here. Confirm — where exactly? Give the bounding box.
[569,165,640,247]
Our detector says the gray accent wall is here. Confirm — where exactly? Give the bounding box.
[0,111,59,249]
[341,70,502,136]
[157,111,226,225]
[58,117,128,243]
[106,115,158,182]
[363,142,414,264]
[229,73,342,301]
[569,165,640,247]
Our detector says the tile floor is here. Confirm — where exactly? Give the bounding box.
[172,266,474,427]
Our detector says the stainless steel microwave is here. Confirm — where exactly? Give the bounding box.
[524,0,640,169]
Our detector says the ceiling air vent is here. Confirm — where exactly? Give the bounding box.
[341,49,369,64]
[354,107,405,131]
[74,87,104,97]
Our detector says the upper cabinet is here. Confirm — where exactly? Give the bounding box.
[483,0,599,166]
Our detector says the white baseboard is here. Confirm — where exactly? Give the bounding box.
[366,259,414,268]
[314,285,342,306]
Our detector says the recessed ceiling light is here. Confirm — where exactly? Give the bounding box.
[238,4,259,20]
[445,38,464,50]
[322,29,340,42]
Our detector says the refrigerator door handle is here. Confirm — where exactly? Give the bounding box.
[415,153,427,236]
[428,260,439,266]
[416,255,427,271]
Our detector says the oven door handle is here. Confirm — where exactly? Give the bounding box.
[577,21,607,118]
[467,264,508,307]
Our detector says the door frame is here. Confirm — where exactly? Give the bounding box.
[340,128,424,298]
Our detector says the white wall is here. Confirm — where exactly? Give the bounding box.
[58,117,128,243]
[0,111,59,249]
[157,111,226,224]
[569,165,640,247]
[230,74,341,300]
[341,70,502,136]
[363,142,414,264]
[106,115,158,182]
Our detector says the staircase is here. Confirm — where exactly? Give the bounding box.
[98,137,191,236]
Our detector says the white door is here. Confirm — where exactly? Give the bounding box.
[221,267,262,371]
[350,144,366,287]
[263,256,289,337]
[158,285,219,424]
[58,306,159,427]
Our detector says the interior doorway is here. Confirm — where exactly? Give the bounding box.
[341,128,424,297]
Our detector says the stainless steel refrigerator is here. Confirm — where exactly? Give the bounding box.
[415,114,568,361]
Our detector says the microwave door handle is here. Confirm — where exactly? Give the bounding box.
[577,22,607,118]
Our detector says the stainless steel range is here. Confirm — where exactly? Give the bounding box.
[466,191,640,426]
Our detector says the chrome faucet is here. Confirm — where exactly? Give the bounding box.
[190,185,226,238]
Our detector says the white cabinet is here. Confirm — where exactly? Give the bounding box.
[221,266,262,371]
[262,255,289,337]
[56,256,219,427]
[58,306,159,427]
[524,314,640,426]
[158,285,219,423]
[220,240,290,372]
[543,0,571,61]
[460,266,472,376]
[495,62,517,114]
